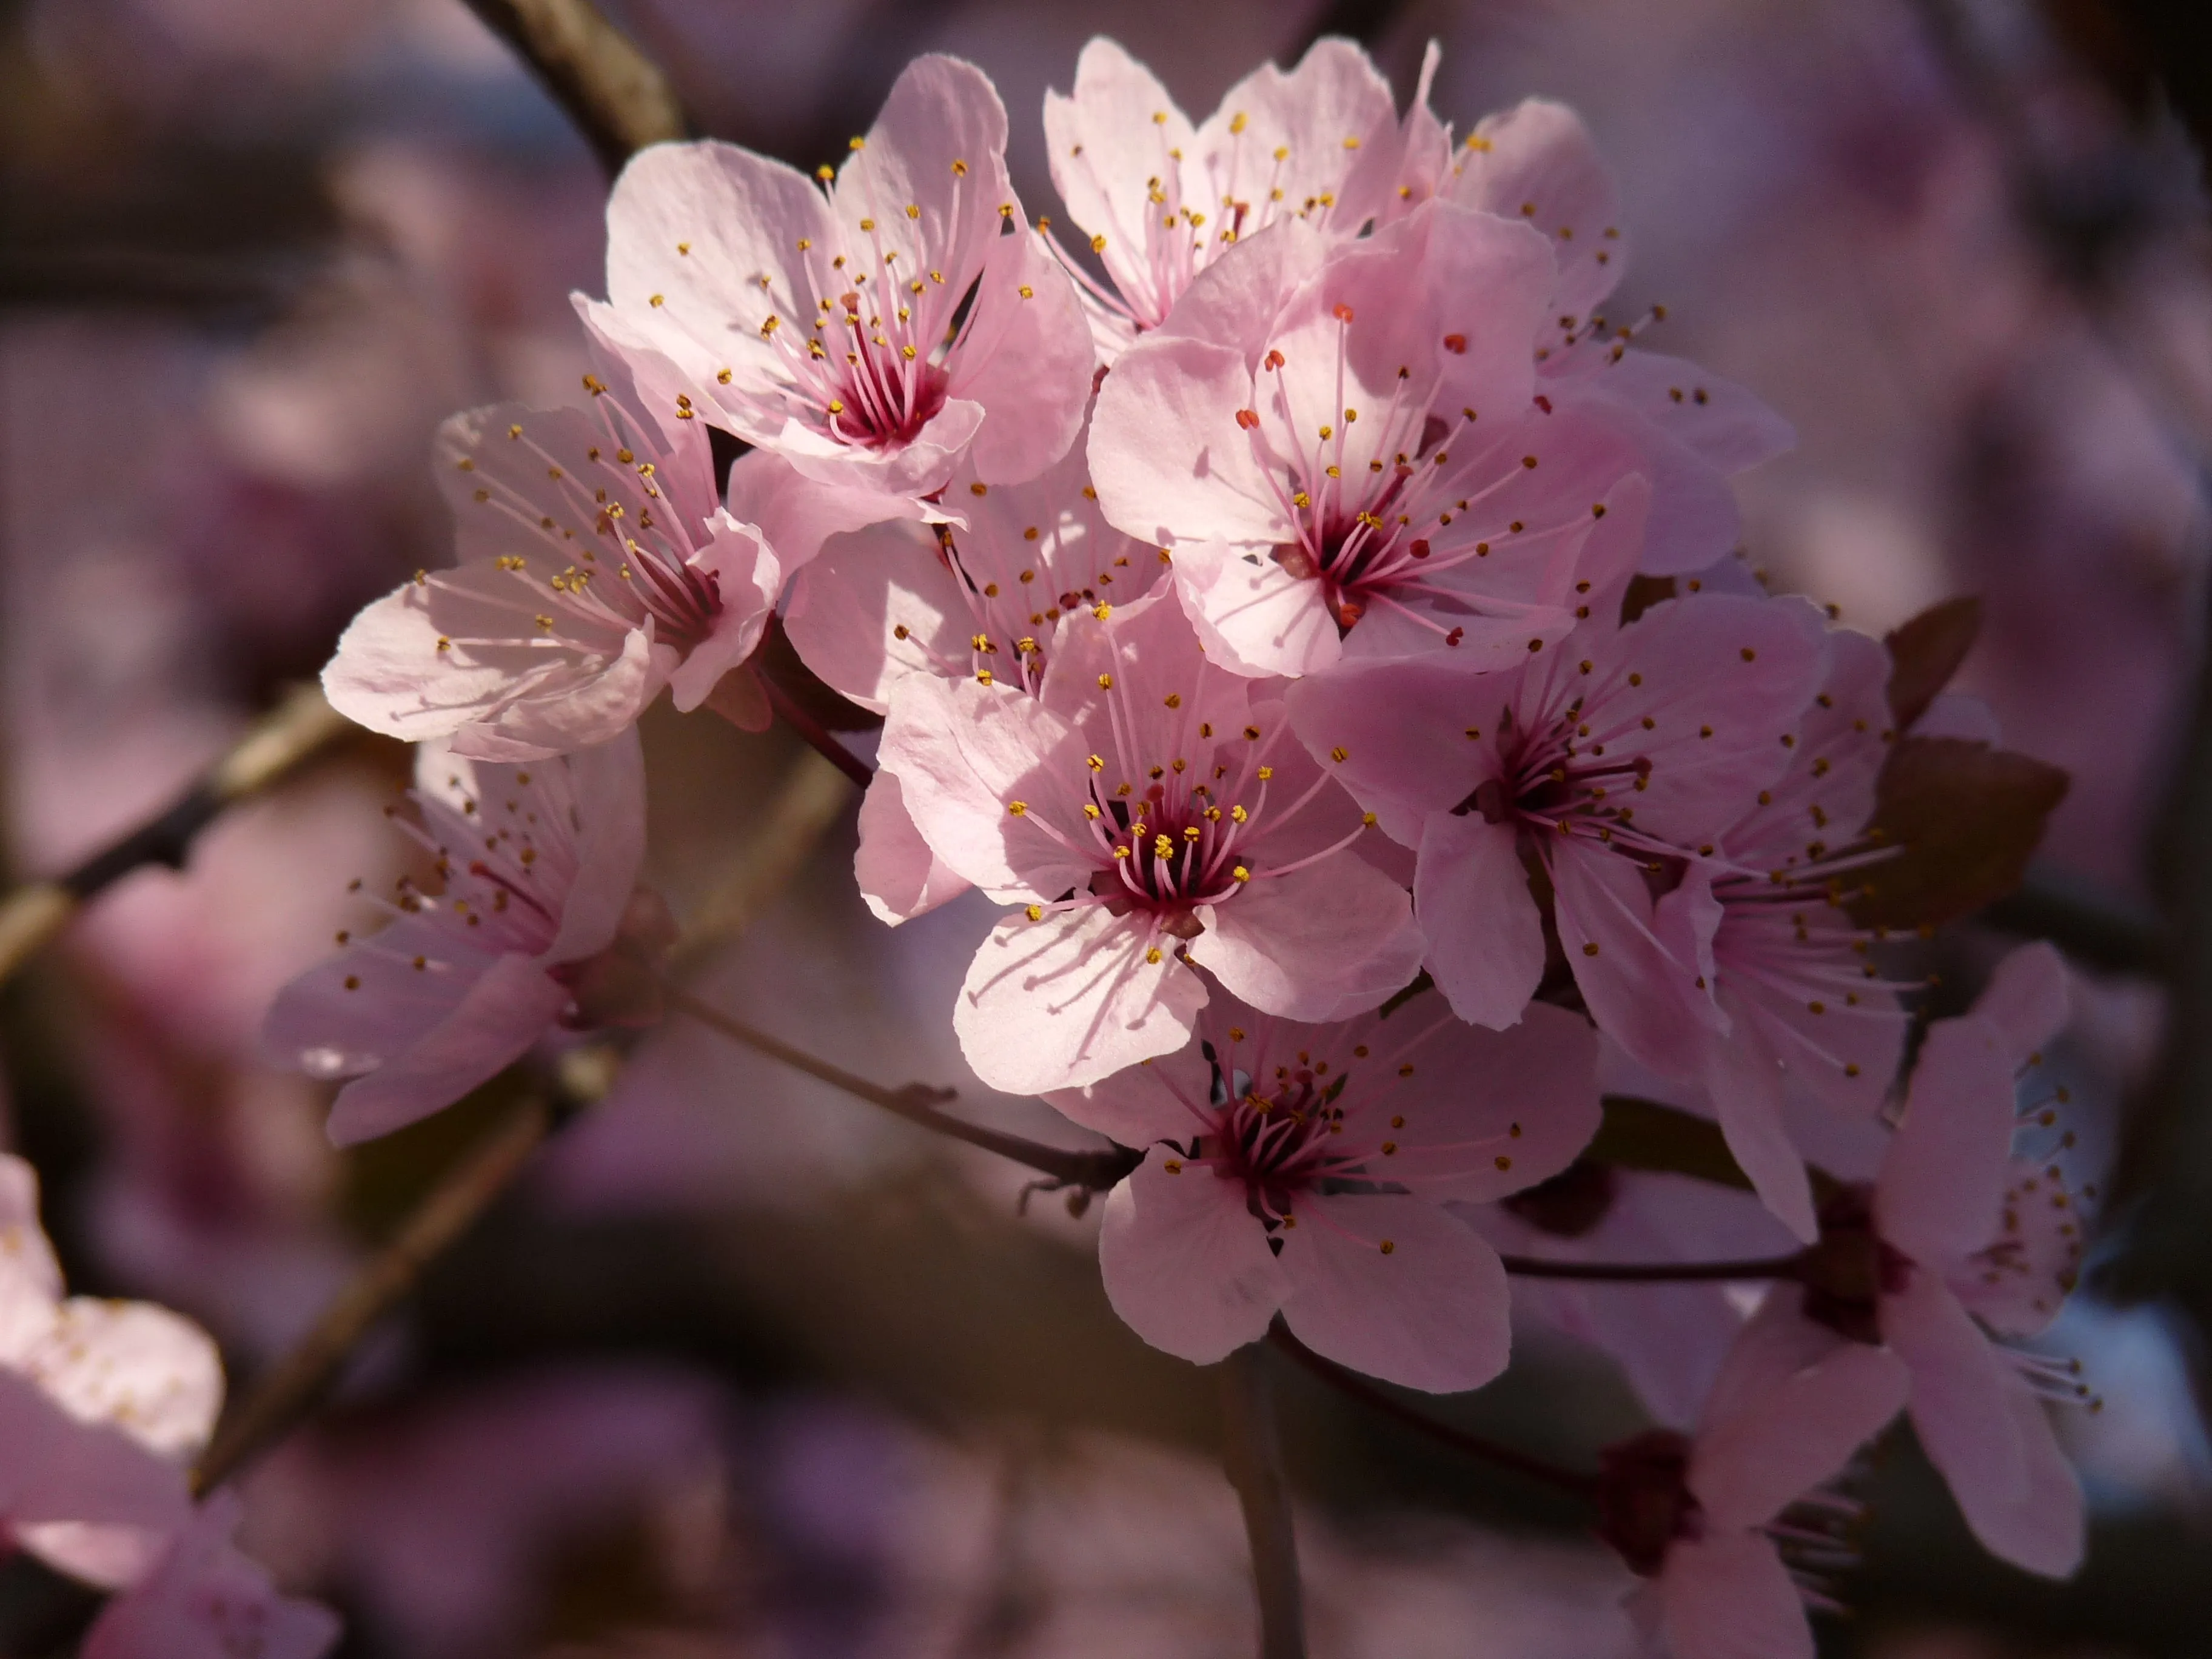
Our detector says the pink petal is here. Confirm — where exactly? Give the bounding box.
[1658,1530,1815,1659]
[1885,1270,2029,1528]
[723,446,925,572]
[1875,1013,2017,1265]
[545,726,652,963]
[953,907,1207,1094]
[1199,39,1403,243]
[1586,350,1796,477]
[1045,1028,1215,1148]
[1378,1001,1601,1202]
[263,913,508,1081]
[1090,332,1283,550]
[24,1298,221,1461]
[1951,1155,2082,1339]
[1167,538,1342,678]
[324,953,572,1145]
[854,768,973,925]
[1554,842,1726,1079]
[1446,98,1626,323]
[1972,943,2070,1062]
[781,516,957,713]
[1098,1147,1286,1364]
[1691,1335,1908,1528]
[1704,1021,1819,1244]
[82,1491,341,1659]
[1946,1376,2083,1578]
[665,513,780,711]
[1189,854,1423,1022]
[949,233,1093,485]
[0,1371,192,1587]
[0,1155,64,1320]
[1284,655,1492,837]
[1414,810,1547,1030]
[1421,200,1552,418]
[1280,1195,1510,1393]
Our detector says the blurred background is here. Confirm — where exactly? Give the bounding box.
[4,0,2212,1652]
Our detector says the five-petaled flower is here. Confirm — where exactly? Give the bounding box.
[1051,991,1599,1392]
[82,1492,341,1659]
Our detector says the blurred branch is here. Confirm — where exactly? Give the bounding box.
[460,0,689,175]
[667,748,853,972]
[191,1090,560,1494]
[1977,867,2170,976]
[1219,1344,1306,1659]
[0,685,358,994]
[759,673,874,789]
[1267,1326,1599,1500]
[1293,0,1416,53]
[1497,1252,1804,1282]
[662,983,1141,1194]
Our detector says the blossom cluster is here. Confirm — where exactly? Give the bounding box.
[229,35,2099,1658]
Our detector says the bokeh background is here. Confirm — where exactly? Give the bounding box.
[3,0,2211,1653]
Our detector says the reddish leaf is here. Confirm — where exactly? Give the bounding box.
[1848,737,2068,930]
[1884,596,1982,728]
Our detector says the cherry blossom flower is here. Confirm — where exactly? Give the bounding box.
[1091,200,1653,677]
[324,361,781,761]
[1779,942,2088,1577]
[0,1153,218,1589]
[581,55,1093,528]
[1286,592,1830,1041]
[1437,96,1796,575]
[1051,991,1597,1390]
[785,416,1160,923]
[1583,623,1911,1240]
[881,587,1423,1094]
[1597,1304,1909,1659]
[1041,36,1405,363]
[263,729,653,1145]
[82,1491,340,1659]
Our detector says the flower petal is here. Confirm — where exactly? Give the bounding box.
[1098,1147,1286,1364]
[1414,809,1546,1029]
[1658,1530,1815,1659]
[1876,1012,2017,1265]
[1188,854,1423,1022]
[1885,1270,2029,1527]
[854,767,973,925]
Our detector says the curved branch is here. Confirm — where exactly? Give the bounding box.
[459,0,688,175]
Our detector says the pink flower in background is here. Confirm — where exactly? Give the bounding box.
[1581,623,1909,1239]
[1052,993,1598,1391]
[783,416,1160,923]
[1597,1307,1909,1659]
[1434,95,1797,575]
[582,55,1093,523]
[0,1155,217,1589]
[324,361,782,760]
[1091,201,1653,677]
[1777,942,2087,1577]
[82,1490,340,1659]
[882,588,1423,1094]
[1287,592,1829,1040]
[1041,36,1404,362]
[263,729,652,1144]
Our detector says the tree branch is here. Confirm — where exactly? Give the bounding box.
[1497,1252,1806,1283]
[459,0,688,176]
[1220,1343,1307,1659]
[759,672,875,789]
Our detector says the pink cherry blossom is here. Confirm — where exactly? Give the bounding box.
[881,587,1424,1094]
[1091,200,1654,677]
[1580,623,1910,1240]
[784,415,1160,923]
[263,728,651,1145]
[324,360,781,762]
[1050,991,1598,1391]
[1041,36,1406,363]
[1597,1305,1909,1659]
[1286,592,1830,1041]
[1778,943,2087,1577]
[82,1490,340,1659]
[581,55,1093,523]
[0,1154,217,1590]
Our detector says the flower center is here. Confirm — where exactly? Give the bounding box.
[1086,780,1248,930]
[1799,1184,1915,1344]
[1201,1065,1358,1227]
[1594,1430,1704,1576]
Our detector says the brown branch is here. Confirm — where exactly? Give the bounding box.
[1220,1343,1307,1659]
[759,673,875,789]
[192,1093,555,1493]
[662,983,1139,1193]
[0,685,358,994]
[1497,1252,1806,1283]
[459,0,688,176]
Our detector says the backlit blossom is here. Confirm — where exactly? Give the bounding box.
[324,362,780,761]
[1051,991,1599,1391]
[1091,201,1652,677]
[0,1153,218,1590]
[82,1491,341,1659]
[1042,36,1405,362]
[582,55,1093,521]
[1780,943,2087,1576]
[1287,592,1829,1039]
[882,588,1423,1094]
[784,415,1159,923]
[1597,1304,1909,1659]
[263,729,652,1144]
[1437,96,1796,574]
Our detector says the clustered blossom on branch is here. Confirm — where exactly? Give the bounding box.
[196,35,2098,1658]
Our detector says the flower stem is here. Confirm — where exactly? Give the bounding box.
[759,673,875,789]
[1221,1343,1307,1659]
[1267,1326,1601,1500]
[1495,1252,1806,1282]
[663,983,1139,1193]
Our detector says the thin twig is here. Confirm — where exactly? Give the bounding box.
[192,1094,555,1493]
[1496,1252,1806,1284]
[759,674,874,790]
[459,0,688,175]
[0,685,357,993]
[668,749,854,971]
[1267,1326,1600,1500]
[662,983,1139,1193]
[1219,1343,1306,1659]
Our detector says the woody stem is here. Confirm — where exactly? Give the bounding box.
[1495,1252,1809,1283]
[759,672,876,789]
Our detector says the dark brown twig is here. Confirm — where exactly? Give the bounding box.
[759,673,875,789]
[1496,1252,1806,1284]
[459,0,688,175]
[1220,1343,1307,1659]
